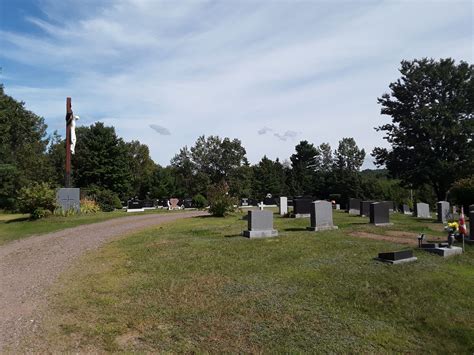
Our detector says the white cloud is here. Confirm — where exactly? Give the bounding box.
[1,0,472,169]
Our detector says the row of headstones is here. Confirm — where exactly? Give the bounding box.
[243,200,338,238]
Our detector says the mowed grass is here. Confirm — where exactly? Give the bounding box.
[0,209,173,246]
[33,211,474,352]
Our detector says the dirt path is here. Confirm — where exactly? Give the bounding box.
[0,211,207,351]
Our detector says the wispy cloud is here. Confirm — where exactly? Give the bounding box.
[0,0,471,168]
[150,124,171,135]
[274,130,299,141]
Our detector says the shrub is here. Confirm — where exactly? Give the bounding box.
[88,188,122,212]
[192,193,208,209]
[17,182,56,218]
[207,181,236,217]
[80,198,101,214]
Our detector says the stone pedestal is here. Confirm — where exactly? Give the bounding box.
[279,197,288,216]
[422,246,463,257]
[307,200,338,232]
[56,188,80,212]
[243,210,278,238]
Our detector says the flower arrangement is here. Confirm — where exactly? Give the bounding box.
[445,221,459,234]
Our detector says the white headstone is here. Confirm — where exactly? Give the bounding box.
[279,197,288,216]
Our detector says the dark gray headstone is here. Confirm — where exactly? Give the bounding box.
[415,202,430,218]
[128,200,144,209]
[360,201,373,217]
[437,201,450,223]
[469,204,474,213]
[56,188,80,212]
[378,250,413,261]
[370,202,391,226]
[348,198,361,215]
[307,200,338,232]
[243,210,278,238]
[293,198,312,218]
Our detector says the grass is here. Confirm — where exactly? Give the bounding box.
[0,208,174,246]
[26,211,474,352]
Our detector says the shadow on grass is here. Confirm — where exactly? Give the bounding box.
[224,234,244,238]
[5,217,31,224]
[283,227,307,232]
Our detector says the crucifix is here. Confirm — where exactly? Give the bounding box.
[65,97,73,187]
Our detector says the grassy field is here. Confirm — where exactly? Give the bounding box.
[27,211,473,352]
[0,209,174,246]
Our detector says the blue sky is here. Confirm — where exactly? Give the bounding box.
[1,0,472,167]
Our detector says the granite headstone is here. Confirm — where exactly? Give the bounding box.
[437,201,450,223]
[348,198,361,215]
[56,188,81,212]
[243,210,278,238]
[307,200,338,232]
[370,202,392,226]
[279,196,288,216]
[360,201,373,217]
[292,198,312,218]
[415,202,430,218]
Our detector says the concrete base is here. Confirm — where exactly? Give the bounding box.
[292,213,310,218]
[243,230,278,239]
[306,225,339,232]
[422,246,463,257]
[375,257,418,264]
[349,209,360,215]
[127,208,145,213]
[372,223,394,227]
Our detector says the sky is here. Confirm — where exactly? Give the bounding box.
[0,0,472,168]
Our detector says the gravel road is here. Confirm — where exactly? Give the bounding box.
[0,211,207,351]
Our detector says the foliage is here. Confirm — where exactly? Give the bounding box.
[72,123,132,199]
[88,187,122,212]
[252,156,287,200]
[449,177,474,210]
[17,182,57,218]
[373,58,474,200]
[289,140,318,196]
[80,198,101,214]
[30,207,52,220]
[207,181,236,217]
[125,140,156,199]
[192,194,208,209]
[0,85,52,208]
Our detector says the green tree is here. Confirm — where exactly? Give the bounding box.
[125,140,156,198]
[289,140,319,196]
[252,156,287,200]
[372,58,474,200]
[72,122,131,198]
[0,85,51,208]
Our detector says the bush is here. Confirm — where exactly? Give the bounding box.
[192,193,208,209]
[17,182,56,218]
[80,198,101,214]
[207,181,236,217]
[449,177,474,211]
[88,188,122,212]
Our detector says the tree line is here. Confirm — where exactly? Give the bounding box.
[1,58,472,211]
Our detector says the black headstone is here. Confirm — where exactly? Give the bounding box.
[470,211,474,239]
[348,198,361,214]
[128,200,144,209]
[142,200,154,208]
[293,198,312,215]
[370,202,390,225]
[264,197,275,205]
[378,250,413,261]
[401,204,411,214]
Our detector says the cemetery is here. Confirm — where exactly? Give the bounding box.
[0,1,472,352]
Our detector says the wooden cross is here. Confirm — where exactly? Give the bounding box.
[65,97,72,187]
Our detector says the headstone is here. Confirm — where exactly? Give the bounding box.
[370,202,392,226]
[127,199,144,212]
[401,204,411,215]
[307,201,338,232]
[348,198,361,215]
[142,200,155,209]
[169,198,179,210]
[279,197,288,216]
[292,198,312,218]
[335,204,340,210]
[56,188,80,212]
[183,198,193,208]
[243,210,278,238]
[376,250,417,264]
[240,198,249,206]
[469,204,474,213]
[263,196,275,206]
[437,201,450,223]
[382,201,395,213]
[415,202,430,218]
[360,201,373,217]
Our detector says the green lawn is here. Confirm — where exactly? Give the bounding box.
[0,209,173,246]
[27,210,473,352]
